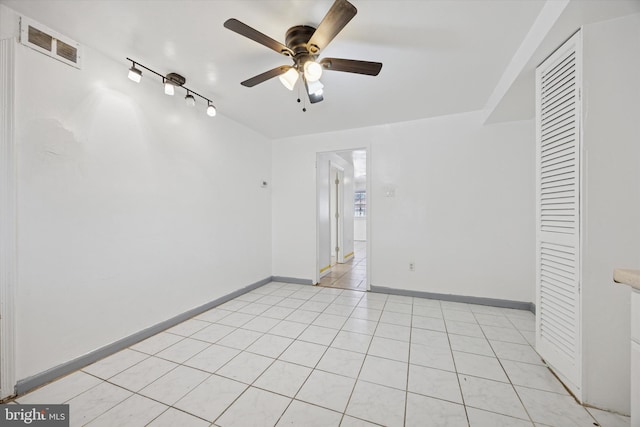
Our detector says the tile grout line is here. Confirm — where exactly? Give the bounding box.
[271,289,349,425]
[339,291,387,426]
[442,300,472,427]
[211,282,298,426]
[402,298,414,427]
[473,309,537,426]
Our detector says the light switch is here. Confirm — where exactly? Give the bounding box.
[384,185,396,197]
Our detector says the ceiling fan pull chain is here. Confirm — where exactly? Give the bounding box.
[296,81,306,112]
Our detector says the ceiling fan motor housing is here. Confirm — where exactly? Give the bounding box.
[285,25,319,66]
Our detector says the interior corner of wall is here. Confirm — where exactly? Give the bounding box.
[0,5,20,40]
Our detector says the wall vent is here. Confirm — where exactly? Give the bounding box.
[19,16,82,69]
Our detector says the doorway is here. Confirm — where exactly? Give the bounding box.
[316,149,368,290]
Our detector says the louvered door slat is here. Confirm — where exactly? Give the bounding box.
[541,103,575,128]
[536,31,582,396]
[541,74,575,107]
[541,51,574,87]
[541,92,576,123]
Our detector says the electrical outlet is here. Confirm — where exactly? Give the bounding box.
[409,262,415,271]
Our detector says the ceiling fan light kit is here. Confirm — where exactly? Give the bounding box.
[223,0,383,109]
[279,67,299,90]
[303,60,323,82]
[125,58,217,118]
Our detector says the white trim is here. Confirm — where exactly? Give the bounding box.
[0,37,17,400]
[365,143,371,291]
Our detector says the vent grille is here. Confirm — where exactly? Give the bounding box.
[20,16,81,69]
[56,40,78,63]
[27,25,52,51]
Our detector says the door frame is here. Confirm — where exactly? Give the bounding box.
[315,147,371,290]
[0,37,17,400]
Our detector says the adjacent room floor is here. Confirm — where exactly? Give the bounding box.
[10,282,629,426]
[319,241,367,290]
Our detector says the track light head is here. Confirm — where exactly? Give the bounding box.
[164,72,185,96]
[207,103,217,117]
[185,93,196,107]
[164,80,175,96]
[128,64,142,83]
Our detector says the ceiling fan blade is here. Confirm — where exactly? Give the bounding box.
[320,58,382,76]
[224,18,294,56]
[241,65,292,87]
[307,0,357,53]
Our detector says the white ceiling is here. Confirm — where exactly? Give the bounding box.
[3,0,634,139]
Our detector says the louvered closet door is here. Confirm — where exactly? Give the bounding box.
[535,31,582,396]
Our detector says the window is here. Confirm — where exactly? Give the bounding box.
[354,191,366,217]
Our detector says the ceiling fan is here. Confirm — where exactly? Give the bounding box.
[223,0,383,104]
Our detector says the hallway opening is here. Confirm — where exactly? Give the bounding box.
[319,241,367,290]
[316,149,368,291]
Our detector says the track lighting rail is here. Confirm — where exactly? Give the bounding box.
[126,57,217,117]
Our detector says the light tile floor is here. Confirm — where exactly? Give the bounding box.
[11,282,630,427]
[319,241,367,290]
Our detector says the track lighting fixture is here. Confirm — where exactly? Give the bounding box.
[126,58,217,118]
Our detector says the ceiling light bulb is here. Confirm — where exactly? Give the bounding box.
[207,103,217,117]
[164,81,175,96]
[279,68,299,90]
[303,61,323,82]
[307,79,324,96]
[128,65,142,83]
[185,93,196,107]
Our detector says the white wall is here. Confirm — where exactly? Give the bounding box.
[580,13,640,414]
[354,218,366,241]
[9,8,272,380]
[273,112,535,303]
